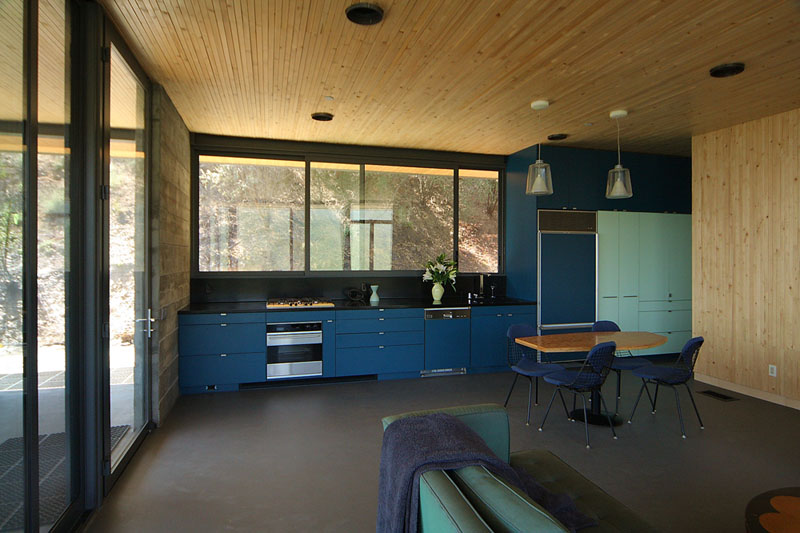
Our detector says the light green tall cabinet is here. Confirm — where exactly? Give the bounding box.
[597,211,691,355]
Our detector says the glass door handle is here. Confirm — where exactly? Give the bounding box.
[135,309,156,338]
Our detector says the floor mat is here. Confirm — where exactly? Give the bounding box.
[0,425,130,531]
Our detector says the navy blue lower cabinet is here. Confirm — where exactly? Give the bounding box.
[180,352,266,392]
[180,322,265,356]
[335,345,424,376]
[469,306,536,369]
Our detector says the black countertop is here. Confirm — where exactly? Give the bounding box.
[179,297,536,314]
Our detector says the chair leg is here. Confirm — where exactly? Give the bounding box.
[685,383,704,429]
[556,388,570,418]
[579,393,590,448]
[644,381,656,412]
[534,376,539,406]
[652,383,660,414]
[503,373,519,407]
[673,385,687,439]
[627,380,647,424]
[599,393,618,440]
[572,392,577,417]
[526,377,533,426]
[538,387,559,432]
[615,369,622,414]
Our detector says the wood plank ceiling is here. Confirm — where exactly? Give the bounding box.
[100,0,800,156]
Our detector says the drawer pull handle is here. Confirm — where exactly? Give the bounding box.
[379,345,385,349]
[378,318,385,321]
[379,332,385,335]
[507,313,513,317]
[379,309,385,312]
[327,319,333,323]
[496,314,502,317]
[220,323,227,327]
[220,353,227,357]
[220,313,227,316]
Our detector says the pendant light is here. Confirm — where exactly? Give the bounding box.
[526,100,553,196]
[606,109,632,199]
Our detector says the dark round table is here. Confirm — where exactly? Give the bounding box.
[745,487,800,532]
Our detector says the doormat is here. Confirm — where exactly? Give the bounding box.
[699,389,739,402]
[0,425,130,531]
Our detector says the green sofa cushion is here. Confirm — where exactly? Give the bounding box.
[509,449,657,533]
[381,403,510,462]
[418,470,492,533]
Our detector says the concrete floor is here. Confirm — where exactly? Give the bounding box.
[84,371,800,532]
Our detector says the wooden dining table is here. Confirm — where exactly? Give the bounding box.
[515,331,667,425]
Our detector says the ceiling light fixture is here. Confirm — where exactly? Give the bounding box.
[311,112,334,121]
[605,109,633,199]
[345,3,384,25]
[709,62,745,78]
[547,133,568,141]
[526,100,553,196]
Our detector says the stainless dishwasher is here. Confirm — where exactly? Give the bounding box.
[422,307,471,376]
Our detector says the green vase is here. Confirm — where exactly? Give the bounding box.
[431,282,444,303]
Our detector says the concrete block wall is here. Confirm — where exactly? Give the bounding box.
[150,85,190,425]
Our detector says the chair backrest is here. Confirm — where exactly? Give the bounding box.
[566,341,617,391]
[506,324,538,366]
[677,336,704,372]
[592,320,621,332]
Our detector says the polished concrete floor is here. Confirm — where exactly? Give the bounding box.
[84,371,800,532]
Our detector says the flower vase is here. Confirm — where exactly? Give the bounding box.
[431,282,444,304]
[370,285,380,305]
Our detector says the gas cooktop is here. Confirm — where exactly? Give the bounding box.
[267,297,335,309]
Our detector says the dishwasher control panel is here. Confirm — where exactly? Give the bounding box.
[424,307,471,320]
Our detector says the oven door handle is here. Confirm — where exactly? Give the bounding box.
[267,332,323,346]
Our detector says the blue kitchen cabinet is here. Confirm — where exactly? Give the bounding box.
[179,312,267,393]
[469,306,536,370]
[335,308,424,377]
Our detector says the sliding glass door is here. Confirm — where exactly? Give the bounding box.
[106,42,149,473]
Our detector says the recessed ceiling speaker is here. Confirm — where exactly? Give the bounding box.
[311,112,334,121]
[547,133,568,141]
[346,3,384,25]
[709,62,745,78]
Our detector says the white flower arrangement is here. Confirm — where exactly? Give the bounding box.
[422,254,457,289]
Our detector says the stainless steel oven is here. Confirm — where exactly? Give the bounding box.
[266,322,323,379]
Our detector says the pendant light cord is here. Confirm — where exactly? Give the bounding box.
[616,119,621,166]
[537,110,542,160]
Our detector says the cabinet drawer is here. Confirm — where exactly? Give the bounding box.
[179,352,265,387]
[336,317,423,334]
[335,308,422,320]
[636,330,691,356]
[470,305,536,317]
[637,310,691,332]
[336,330,424,348]
[637,300,691,312]
[179,312,265,326]
[180,323,265,356]
[336,345,424,376]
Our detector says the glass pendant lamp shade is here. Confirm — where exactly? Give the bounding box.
[526,159,553,195]
[606,164,632,199]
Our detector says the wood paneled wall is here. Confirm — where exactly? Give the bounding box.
[692,108,800,406]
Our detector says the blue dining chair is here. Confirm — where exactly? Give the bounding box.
[503,324,565,426]
[627,336,705,438]
[592,320,654,413]
[538,341,618,448]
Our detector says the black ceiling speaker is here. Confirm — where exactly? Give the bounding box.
[547,133,569,141]
[346,3,384,25]
[709,62,745,78]
[311,112,334,121]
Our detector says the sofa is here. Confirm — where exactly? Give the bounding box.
[381,404,656,532]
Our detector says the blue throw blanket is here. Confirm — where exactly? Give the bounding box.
[377,412,595,533]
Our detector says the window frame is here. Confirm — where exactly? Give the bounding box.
[191,136,505,278]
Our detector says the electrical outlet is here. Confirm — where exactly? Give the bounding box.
[768,364,777,377]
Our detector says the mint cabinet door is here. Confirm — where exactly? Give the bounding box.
[619,296,639,332]
[618,212,640,297]
[597,211,620,298]
[667,214,692,300]
[598,296,619,324]
[469,313,507,368]
[638,213,669,301]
